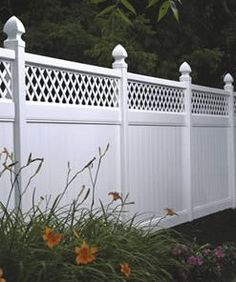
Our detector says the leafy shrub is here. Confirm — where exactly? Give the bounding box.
[171,241,236,281]
[0,147,182,282]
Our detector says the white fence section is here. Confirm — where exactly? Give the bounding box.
[0,16,235,227]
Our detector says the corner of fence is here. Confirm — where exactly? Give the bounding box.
[224,73,236,209]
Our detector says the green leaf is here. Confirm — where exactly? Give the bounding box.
[157,1,170,21]
[147,0,160,8]
[117,8,133,25]
[90,0,107,3]
[81,188,90,203]
[97,4,116,17]
[170,0,179,22]
[120,0,136,14]
[99,199,107,218]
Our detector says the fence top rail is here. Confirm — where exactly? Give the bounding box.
[127,72,186,89]
[192,84,229,96]
[0,47,15,60]
[25,52,122,79]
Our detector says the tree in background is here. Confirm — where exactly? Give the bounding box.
[1,0,236,87]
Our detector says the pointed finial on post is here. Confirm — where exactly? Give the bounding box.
[112,44,128,69]
[179,62,192,82]
[3,16,25,49]
[224,73,234,92]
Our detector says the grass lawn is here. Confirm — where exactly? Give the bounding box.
[173,208,236,245]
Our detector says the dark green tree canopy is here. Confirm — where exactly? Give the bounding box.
[1,0,236,87]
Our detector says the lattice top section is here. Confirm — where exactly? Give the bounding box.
[0,60,12,100]
[192,90,229,116]
[25,65,120,107]
[234,95,236,115]
[128,80,185,112]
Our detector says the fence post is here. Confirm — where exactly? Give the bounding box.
[3,16,26,209]
[112,44,128,197]
[179,62,193,221]
[224,73,236,209]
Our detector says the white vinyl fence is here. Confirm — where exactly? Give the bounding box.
[0,16,235,227]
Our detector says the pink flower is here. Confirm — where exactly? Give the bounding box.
[187,255,203,266]
[172,244,189,256]
[172,246,182,256]
[213,246,225,259]
[203,248,212,256]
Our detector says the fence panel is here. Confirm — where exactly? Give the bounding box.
[191,85,232,218]
[192,127,230,218]
[0,47,15,207]
[126,73,188,227]
[21,52,123,210]
[0,16,235,227]
[22,122,121,211]
[127,125,188,226]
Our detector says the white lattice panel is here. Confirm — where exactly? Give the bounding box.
[192,90,229,116]
[128,81,185,112]
[0,60,12,100]
[25,65,120,107]
[234,95,236,115]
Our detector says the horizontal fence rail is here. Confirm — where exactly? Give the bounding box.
[0,16,236,228]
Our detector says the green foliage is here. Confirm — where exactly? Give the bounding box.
[1,0,236,87]
[119,0,136,15]
[169,0,179,22]
[171,242,236,281]
[2,147,236,281]
[158,1,171,22]
[182,48,224,86]
[0,148,183,281]
[91,0,180,23]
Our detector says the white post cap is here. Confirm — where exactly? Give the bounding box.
[112,44,128,69]
[224,73,234,91]
[4,16,25,48]
[224,73,234,84]
[179,61,192,82]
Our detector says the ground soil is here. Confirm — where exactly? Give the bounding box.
[173,208,236,245]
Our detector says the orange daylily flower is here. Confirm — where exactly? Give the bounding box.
[42,227,62,249]
[120,263,131,278]
[164,208,178,217]
[0,268,6,282]
[108,192,122,201]
[75,240,97,265]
